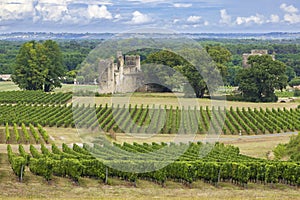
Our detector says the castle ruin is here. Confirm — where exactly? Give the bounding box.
[99,52,143,94]
[242,50,275,68]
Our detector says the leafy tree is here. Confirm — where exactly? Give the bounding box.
[206,45,232,64]
[143,49,222,98]
[142,50,190,93]
[237,55,288,102]
[227,65,242,86]
[289,77,300,87]
[43,40,65,92]
[206,45,231,76]
[12,40,65,92]
[285,66,296,82]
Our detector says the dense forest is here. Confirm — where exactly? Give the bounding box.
[0,39,299,87]
[0,40,101,74]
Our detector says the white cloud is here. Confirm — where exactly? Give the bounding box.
[236,14,265,25]
[268,14,280,23]
[1,0,114,23]
[115,14,121,19]
[126,0,165,3]
[0,0,35,21]
[219,9,231,25]
[87,5,113,20]
[129,11,151,24]
[283,13,300,24]
[173,3,192,8]
[280,3,298,13]
[35,2,69,22]
[173,19,180,24]
[279,4,300,24]
[113,14,122,22]
[204,21,209,26]
[187,16,201,23]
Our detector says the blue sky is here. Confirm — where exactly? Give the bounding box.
[1,0,300,33]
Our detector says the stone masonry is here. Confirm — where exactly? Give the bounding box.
[99,51,143,94]
[242,50,275,68]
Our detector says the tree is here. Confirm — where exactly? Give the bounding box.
[227,65,242,86]
[237,55,288,102]
[12,40,65,92]
[143,50,212,98]
[289,77,300,87]
[206,45,232,78]
[285,66,296,82]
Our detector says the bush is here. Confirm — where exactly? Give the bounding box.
[289,77,300,87]
[294,89,300,97]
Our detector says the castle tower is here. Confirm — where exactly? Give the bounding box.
[99,52,143,94]
[135,55,141,71]
[242,49,275,68]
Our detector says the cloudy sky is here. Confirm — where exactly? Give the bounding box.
[1,0,300,33]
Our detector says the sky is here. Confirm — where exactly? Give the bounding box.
[0,0,300,33]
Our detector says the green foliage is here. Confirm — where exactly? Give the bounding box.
[5,141,300,187]
[12,40,65,92]
[226,65,242,86]
[13,123,20,143]
[285,66,296,82]
[273,144,287,160]
[289,77,300,87]
[206,45,232,80]
[37,124,49,144]
[5,123,10,143]
[0,103,299,135]
[273,133,300,161]
[237,55,288,102]
[294,89,300,97]
[18,145,30,165]
[143,48,223,98]
[7,145,26,181]
[30,157,53,181]
[0,90,72,104]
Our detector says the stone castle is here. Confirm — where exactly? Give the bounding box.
[242,50,275,68]
[99,52,143,94]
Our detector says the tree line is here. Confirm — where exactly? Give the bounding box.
[3,39,299,101]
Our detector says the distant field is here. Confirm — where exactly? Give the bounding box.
[0,81,20,91]
[0,81,97,93]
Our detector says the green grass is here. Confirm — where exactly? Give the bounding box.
[0,82,20,91]
[275,90,295,98]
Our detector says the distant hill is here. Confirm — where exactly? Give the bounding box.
[1,32,300,41]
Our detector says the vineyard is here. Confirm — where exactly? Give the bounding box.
[7,140,300,187]
[0,90,300,197]
[0,91,72,104]
[0,123,50,144]
[0,103,299,135]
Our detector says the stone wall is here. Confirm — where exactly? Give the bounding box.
[99,52,143,94]
[242,49,275,68]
